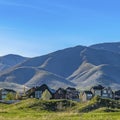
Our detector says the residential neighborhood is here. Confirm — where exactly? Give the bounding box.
[0,84,120,102]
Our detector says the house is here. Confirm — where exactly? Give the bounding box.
[26,84,53,99]
[0,88,16,100]
[66,87,80,101]
[91,85,114,99]
[54,87,80,101]
[82,85,115,102]
[101,87,114,99]
[54,88,66,99]
[26,87,36,96]
[90,85,104,96]
[114,90,120,100]
[82,91,93,102]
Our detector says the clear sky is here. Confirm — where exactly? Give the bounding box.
[0,0,120,57]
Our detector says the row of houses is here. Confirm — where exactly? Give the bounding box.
[26,85,80,101]
[0,84,120,101]
[82,85,115,101]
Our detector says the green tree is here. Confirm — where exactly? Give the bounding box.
[41,90,52,100]
[5,92,15,100]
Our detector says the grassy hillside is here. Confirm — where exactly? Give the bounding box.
[0,97,120,120]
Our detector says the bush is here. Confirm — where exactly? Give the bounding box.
[5,93,15,100]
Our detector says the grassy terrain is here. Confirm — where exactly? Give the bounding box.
[0,97,120,120]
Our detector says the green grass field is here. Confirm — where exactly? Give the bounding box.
[0,98,120,120]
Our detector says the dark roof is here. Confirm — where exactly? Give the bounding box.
[55,88,66,93]
[26,84,53,96]
[35,84,49,91]
[50,89,56,93]
[66,87,76,90]
[26,87,36,94]
[91,85,104,90]
[83,91,93,95]
[0,88,16,93]
[115,90,120,96]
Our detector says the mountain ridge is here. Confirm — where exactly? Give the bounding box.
[0,42,120,90]
[0,54,28,72]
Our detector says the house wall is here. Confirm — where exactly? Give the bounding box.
[66,90,79,100]
[87,94,93,100]
[1,90,8,100]
[54,89,66,99]
[0,89,16,100]
[82,93,93,102]
[94,90,101,96]
[91,88,102,96]
[82,93,87,102]
[35,91,42,99]
[102,88,114,99]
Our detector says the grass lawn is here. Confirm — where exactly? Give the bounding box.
[0,110,120,120]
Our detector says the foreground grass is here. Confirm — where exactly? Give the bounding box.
[0,98,120,120]
[0,110,120,120]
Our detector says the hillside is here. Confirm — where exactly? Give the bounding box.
[0,97,120,120]
[0,42,120,90]
[0,82,28,92]
[68,47,120,90]
[18,45,86,78]
[0,54,27,72]
[90,42,120,54]
[1,97,120,112]
[0,66,75,89]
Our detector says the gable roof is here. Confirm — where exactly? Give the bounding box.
[83,91,93,95]
[26,84,53,96]
[91,85,104,90]
[66,87,76,90]
[55,88,66,94]
[35,84,49,91]
[0,88,16,93]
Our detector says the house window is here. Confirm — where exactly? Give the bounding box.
[110,94,112,98]
[2,95,6,99]
[102,94,108,97]
[95,90,101,96]
[108,90,111,94]
[103,90,107,94]
[30,96,33,98]
[87,94,92,97]
[35,91,42,98]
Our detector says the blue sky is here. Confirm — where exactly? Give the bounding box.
[0,0,120,57]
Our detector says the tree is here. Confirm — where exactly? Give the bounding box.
[41,90,52,100]
[5,92,15,100]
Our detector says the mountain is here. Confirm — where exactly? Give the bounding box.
[67,47,120,90]
[90,42,120,54]
[0,43,120,90]
[0,66,75,89]
[0,82,28,92]
[18,45,86,78]
[0,54,27,72]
